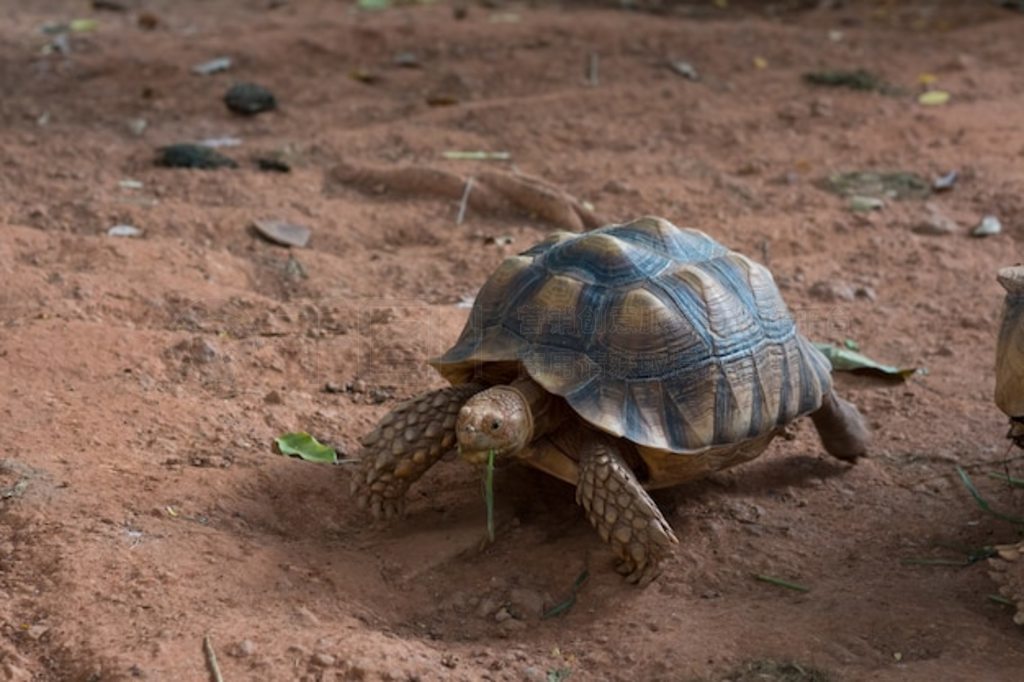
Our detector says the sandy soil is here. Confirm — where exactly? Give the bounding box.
[2,1,1024,680]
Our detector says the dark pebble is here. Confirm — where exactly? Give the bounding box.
[156,144,238,169]
[224,82,277,115]
[256,157,291,173]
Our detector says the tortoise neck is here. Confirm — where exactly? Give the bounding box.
[507,377,566,440]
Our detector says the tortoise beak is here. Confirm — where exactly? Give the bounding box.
[459,447,491,466]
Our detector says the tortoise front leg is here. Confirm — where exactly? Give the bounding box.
[576,434,679,585]
[352,383,486,519]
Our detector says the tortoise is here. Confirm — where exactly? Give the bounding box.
[352,216,869,584]
[995,266,1024,446]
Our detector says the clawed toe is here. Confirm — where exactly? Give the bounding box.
[615,556,661,586]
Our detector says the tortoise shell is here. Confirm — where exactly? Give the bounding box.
[431,216,832,454]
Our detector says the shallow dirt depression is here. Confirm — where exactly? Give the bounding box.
[2,0,1024,680]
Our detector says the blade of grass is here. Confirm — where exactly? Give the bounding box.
[987,471,1024,488]
[956,466,1024,525]
[485,449,495,542]
[987,594,1016,607]
[754,574,810,592]
[901,557,969,567]
[542,570,590,619]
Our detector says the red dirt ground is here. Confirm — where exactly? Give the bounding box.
[2,1,1024,680]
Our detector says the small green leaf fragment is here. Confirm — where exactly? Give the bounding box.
[814,343,918,380]
[358,0,391,9]
[275,432,338,464]
[70,18,99,32]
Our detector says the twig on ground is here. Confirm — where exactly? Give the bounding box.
[204,634,224,682]
[457,176,474,225]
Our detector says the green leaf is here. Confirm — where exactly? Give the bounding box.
[275,432,338,464]
[814,343,918,381]
[69,18,98,32]
[357,0,391,10]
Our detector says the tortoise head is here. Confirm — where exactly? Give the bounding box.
[456,386,533,465]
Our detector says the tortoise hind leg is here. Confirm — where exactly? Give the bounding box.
[575,433,678,586]
[352,382,486,519]
[810,390,870,462]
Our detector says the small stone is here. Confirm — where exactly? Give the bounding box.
[494,607,512,623]
[295,606,321,627]
[668,60,699,80]
[26,624,49,640]
[157,144,237,170]
[913,203,958,235]
[808,280,856,302]
[324,382,345,394]
[224,82,277,115]
[500,618,527,632]
[507,588,546,619]
[137,11,159,29]
[192,57,232,76]
[476,596,499,618]
[127,118,148,136]
[107,224,142,238]
[522,667,546,682]
[176,337,218,363]
[971,214,1002,237]
[932,169,958,191]
[393,52,420,68]
[230,640,257,658]
[263,390,283,405]
[311,653,336,667]
[848,195,884,212]
[256,157,291,173]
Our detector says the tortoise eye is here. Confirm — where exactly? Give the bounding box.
[490,419,502,431]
